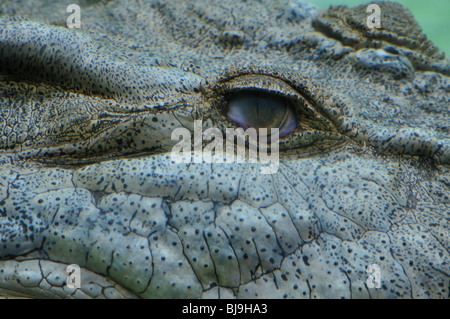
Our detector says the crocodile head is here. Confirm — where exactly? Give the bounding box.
[0,0,449,298]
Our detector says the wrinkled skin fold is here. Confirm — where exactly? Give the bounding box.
[0,0,449,298]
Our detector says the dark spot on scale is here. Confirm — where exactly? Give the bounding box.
[302,255,310,266]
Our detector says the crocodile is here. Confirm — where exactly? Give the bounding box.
[0,0,449,299]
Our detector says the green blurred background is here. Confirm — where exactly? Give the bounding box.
[314,0,449,55]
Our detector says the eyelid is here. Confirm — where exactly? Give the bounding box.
[215,74,317,117]
[207,73,341,141]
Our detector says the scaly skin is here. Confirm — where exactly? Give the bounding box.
[0,0,449,298]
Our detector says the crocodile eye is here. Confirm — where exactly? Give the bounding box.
[227,91,297,138]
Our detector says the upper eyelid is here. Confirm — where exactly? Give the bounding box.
[212,74,318,116]
[216,74,301,97]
